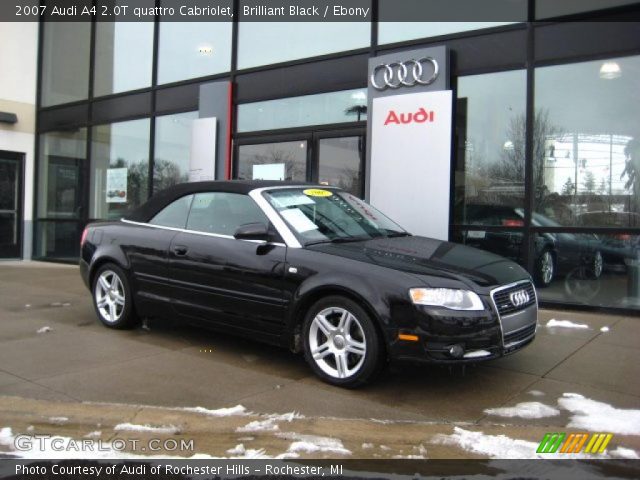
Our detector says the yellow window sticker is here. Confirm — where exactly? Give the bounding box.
[303,188,332,197]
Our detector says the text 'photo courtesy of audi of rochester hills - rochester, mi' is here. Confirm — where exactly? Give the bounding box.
[80,180,538,387]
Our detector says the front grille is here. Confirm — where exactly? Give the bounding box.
[492,282,536,316]
[504,323,536,346]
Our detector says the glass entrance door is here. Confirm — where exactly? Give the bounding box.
[0,152,24,259]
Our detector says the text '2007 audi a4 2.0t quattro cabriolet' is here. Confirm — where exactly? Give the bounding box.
[80,181,538,387]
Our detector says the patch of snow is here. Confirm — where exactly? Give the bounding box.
[610,447,639,459]
[0,427,13,446]
[362,442,374,449]
[558,393,640,435]
[546,319,589,329]
[528,390,545,397]
[49,417,68,424]
[37,326,51,334]
[180,405,247,417]
[236,418,280,433]
[434,427,540,459]
[393,454,424,459]
[26,426,34,432]
[600,326,610,332]
[226,444,245,455]
[379,445,391,451]
[484,402,560,419]
[84,431,101,438]
[25,304,31,308]
[278,432,350,456]
[226,444,267,458]
[236,412,302,433]
[237,436,254,442]
[114,423,180,435]
[413,444,428,457]
[463,350,491,359]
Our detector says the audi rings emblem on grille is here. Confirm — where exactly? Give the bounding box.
[509,289,530,308]
[370,57,439,91]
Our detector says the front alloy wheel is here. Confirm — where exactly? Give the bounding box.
[92,263,138,329]
[303,296,384,387]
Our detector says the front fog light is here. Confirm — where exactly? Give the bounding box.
[409,288,484,311]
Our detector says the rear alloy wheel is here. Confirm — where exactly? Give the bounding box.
[303,296,383,387]
[92,264,138,329]
[535,250,555,287]
[588,251,604,279]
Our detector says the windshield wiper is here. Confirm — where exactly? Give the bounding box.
[306,236,371,246]
[386,231,411,238]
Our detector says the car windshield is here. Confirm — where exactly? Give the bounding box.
[263,188,407,245]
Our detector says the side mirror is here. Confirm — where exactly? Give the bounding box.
[234,222,270,242]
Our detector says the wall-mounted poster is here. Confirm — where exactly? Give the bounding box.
[253,163,285,180]
[106,167,128,203]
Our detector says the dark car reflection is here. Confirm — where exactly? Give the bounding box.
[462,205,603,287]
[579,211,640,269]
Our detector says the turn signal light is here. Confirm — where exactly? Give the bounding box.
[398,333,419,342]
[80,227,89,246]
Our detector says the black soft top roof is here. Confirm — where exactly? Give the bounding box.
[124,180,314,222]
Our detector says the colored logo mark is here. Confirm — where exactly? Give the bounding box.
[537,432,613,454]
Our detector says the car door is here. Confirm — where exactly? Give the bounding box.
[167,191,287,336]
[123,194,193,315]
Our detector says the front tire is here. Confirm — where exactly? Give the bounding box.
[303,296,384,388]
[92,263,138,329]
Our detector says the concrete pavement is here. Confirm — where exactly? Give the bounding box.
[1,261,639,458]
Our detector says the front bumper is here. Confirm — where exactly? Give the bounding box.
[388,286,538,364]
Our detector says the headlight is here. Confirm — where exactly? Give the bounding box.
[409,288,484,311]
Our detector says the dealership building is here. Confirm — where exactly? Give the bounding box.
[1,0,639,313]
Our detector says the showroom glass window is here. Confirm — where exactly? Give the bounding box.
[237,141,307,182]
[237,21,370,69]
[154,111,198,192]
[454,69,527,225]
[37,129,88,219]
[90,119,151,220]
[533,55,640,309]
[35,129,88,260]
[40,22,91,106]
[93,3,154,97]
[534,56,640,227]
[157,21,232,84]
[237,89,367,132]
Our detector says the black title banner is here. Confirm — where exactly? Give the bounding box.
[1,0,535,22]
[1,459,640,480]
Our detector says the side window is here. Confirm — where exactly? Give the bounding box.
[149,194,193,228]
[186,192,269,236]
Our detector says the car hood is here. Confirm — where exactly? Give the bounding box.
[307,235,530,288]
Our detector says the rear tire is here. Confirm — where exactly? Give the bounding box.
[303,296,384,388]
[92,263,138,329]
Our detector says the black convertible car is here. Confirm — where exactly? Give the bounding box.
[80,181,537,387]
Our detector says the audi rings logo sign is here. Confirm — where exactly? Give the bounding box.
[509,289,531,308]
[370,57,440,91]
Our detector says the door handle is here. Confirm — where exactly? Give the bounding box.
[172,245,188,256]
